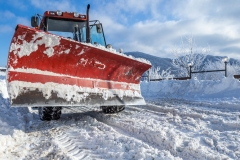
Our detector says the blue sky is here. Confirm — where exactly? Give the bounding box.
[0,0,240,66]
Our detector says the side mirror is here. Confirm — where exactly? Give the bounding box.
[96,24,102,33]
[31,16,39,27]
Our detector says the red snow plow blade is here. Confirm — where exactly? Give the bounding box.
[7,25,151,107]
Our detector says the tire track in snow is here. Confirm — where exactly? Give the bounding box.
[25,108,73,160]
[92,108,210,160]
[0,104,70,160]
[54,101,240,159]
[144,100,240,132]
[142,101,240,159]
[53,108,179,160]
[6,99,239,160]
[90,102,239,160]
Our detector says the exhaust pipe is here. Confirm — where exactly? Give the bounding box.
[86,4,91,43]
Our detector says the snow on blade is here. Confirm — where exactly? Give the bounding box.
[94,61,106,69]
[78,49,85,55]
[10,31,60,58]
[82,42,152,65]
[64,49,70,54]
[9,81,142,102]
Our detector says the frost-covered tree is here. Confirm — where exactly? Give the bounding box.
[202,59,240,80]
[172,35,209,77]
[147,67,174,80]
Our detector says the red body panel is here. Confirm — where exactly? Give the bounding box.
[7,25,151,106]
[8,25,150,83]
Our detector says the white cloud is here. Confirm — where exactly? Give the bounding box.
[7,0,235,59]
[30,0,77,12]
[3,10,15,19]
[0,10,15,22]
[7,0,28,10]
[0,25,13,33]
[86,0,240,59]
[171,0,240,21]
[16,17,30,26]
[0,10,30,32]
[116,0,160,13]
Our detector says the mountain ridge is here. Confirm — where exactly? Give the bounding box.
[126,51,240,71]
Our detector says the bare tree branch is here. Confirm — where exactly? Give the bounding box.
[172,35,209,77]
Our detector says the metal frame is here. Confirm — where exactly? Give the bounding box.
[145,60,228,81]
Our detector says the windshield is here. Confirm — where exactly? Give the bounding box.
[47,18,86,42]
[90,24,106,46]
[46,18,106,46]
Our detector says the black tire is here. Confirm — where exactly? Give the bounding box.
[38,107,62,121]
[52,107,62,120]
[101,106,125,114]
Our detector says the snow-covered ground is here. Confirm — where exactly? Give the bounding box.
[1,71,240,160]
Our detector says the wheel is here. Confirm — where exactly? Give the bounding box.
[38,107,52,121]
[38,107,62,121]
[52,107,62,120]
[101,106,125,114]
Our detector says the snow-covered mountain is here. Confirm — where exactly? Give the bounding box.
[125,51,174,70]
[126,51,240,71]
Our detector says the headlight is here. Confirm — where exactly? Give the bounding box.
[74,12,79,17]
[56,10,62,16]
[106,44,112,49]
[119,48,123,53]
[80,15,85,19]
[49,11,55,15]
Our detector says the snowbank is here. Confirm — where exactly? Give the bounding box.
[0,71,6,81]
[0,94,32,159]
[0,75,8,99]
[141,77,240,102]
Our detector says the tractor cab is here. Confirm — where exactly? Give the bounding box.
[31,9,106,47]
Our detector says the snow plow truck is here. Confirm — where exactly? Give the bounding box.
[6,4,151,121]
